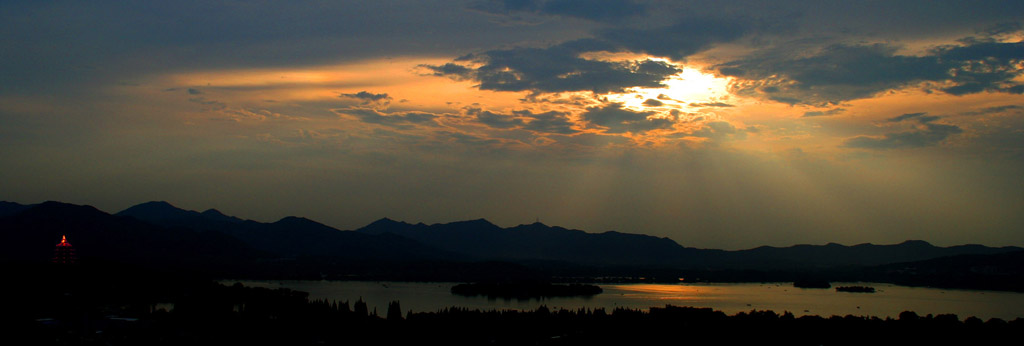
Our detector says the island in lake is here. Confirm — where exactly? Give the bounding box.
[793,280,831,289]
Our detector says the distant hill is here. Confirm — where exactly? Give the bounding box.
[357,218,698,267]
[116,201,457,261]
[118,201,245,228]
[0,201,32,218]
[710,240,1023,271]
[861,250,1024,291]
[356,217,1022,271]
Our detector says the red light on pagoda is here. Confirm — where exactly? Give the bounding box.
[53,235,77,264]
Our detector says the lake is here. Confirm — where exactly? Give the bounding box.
[225,280,1024,320]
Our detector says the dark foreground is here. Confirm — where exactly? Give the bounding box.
[7,265,1022,346]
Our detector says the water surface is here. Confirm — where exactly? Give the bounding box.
[227,280,1024,320]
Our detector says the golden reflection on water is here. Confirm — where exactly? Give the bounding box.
[608,284,713,301]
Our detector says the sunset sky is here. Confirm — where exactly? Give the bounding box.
[3,0,1023,249]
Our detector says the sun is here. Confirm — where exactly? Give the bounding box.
[606,67,733,111]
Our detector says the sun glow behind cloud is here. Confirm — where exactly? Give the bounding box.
[144,55,749,150]
[564,52,736,111]
[606,66,734,110]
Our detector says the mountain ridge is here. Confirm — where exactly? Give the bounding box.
[113,201,460,261]
[3,200,1022,273]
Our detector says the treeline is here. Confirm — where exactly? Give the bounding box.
[405,305,1021,345]
[14,279,1024,346]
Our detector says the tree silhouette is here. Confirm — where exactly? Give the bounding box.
[354,298,368,317]
[387,300,403,321]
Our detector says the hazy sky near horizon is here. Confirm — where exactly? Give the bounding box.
[3,0,1023,249]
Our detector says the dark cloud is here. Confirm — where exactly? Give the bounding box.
[935,40,1024,95]
[424,15,755,94]
[541,0,647,21]
[340,91,392,105]
[690,121,746,141]
[707,121,737,134]
[479,0,646,21]
[188,97,226,110]
[718,41,1024,105]
[719,44,948,105]
[690,102,734,108]
[444,131,504,147]
[642,98,664,107]
[887,112,928,122]
[420,63,475,80]
[581,103,674,133]
[802,107,845,117]
[474,109,525,129]
[498,0,538,11]
[335,107,439,128]
[425,42,682,93]
[843,114,962,149]
[517,110,578,134]
[187,88,203,95]
[962,104,1022,115]
[597,18,751,61]
[469,108,578,134]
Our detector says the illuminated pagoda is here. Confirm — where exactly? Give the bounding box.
[52,235,77,264]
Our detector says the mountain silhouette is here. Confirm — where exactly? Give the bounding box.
[116,202,456,261]
[4,200,1022,280]
[0,201,32,218]
[0,201,259,272]
[117,201,244,231]
[358,218,693,266]
[707,240,1023,270]
[862,249,1024,291]
[357,217,1022,270]
[200,208,244,223]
